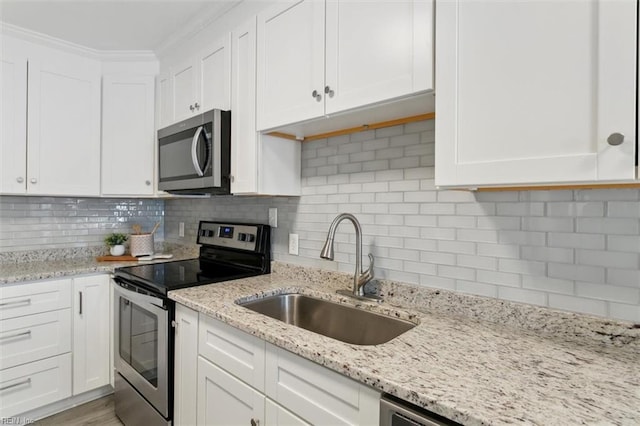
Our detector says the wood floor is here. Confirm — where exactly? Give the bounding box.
[34,395,123,426]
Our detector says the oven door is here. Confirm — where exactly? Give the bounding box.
[113,280,170,418]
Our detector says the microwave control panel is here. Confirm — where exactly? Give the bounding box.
[198,222,259,251]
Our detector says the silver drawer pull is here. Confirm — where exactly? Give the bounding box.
[0,330,31,342]
[0,378,31,392]
[0,298,31,307]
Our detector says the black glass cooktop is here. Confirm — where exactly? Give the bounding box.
[114,258,260,296]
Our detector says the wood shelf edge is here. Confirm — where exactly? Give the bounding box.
[266,113,435,142]
[473,182,640,192]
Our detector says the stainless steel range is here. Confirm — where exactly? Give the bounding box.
[112,221,271,426]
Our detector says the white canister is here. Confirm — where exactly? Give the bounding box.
[130,234,154,257]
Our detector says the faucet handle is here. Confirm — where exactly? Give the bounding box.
[358,253,375,288]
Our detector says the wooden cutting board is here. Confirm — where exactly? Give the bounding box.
[96,255,139,262]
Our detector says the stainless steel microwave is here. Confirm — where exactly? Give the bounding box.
[157,109,231,194]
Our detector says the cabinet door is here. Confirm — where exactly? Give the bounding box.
[256,0,325,130]
[265,399,310,426]
[0,46,27,194]
[174,304,199,426]
[157,71,173,128]
[435,0,637,187]
[325,0,433,115]
[0,354,72,418]
[199,34,232,112]
[197,356,265,426]
[27,53,101,196]
[231,17,259,194]
[102,75,155,196]
[172,59,198,122]
[265,344,379,425]
[72,275,110,395]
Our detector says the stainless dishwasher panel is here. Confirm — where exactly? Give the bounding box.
[380,395,460,426]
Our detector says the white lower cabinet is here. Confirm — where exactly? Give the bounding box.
[174,304,199,426]
[197,356,265,426]
[265,398,310,426]
[181,309,381,426]
[72,275,110,395]
[0,274,111,418]
[0,353,73,418]
[265,343,380,425]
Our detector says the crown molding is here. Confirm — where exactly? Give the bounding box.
[153,1,242,58]
[0,21,157,62]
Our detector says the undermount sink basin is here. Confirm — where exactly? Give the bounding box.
[238,293,416,345]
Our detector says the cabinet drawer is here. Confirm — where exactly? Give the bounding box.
[0,279,71,320]
[265,344,379,425]
[199,315,265,392]
[0,309,72,370]
[0,353,72,418]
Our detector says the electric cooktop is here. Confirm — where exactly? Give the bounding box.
[114,221,271,296]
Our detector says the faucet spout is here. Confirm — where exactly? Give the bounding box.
[320,213,375,297]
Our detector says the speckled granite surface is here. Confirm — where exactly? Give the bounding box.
[0,243,199,284]
[170,262,640,426]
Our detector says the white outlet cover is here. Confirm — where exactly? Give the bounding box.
[288,233,299,255]
[269,208,278,228]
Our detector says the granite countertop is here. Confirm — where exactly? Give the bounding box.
[170,263,640,426]
[0,245,199,284]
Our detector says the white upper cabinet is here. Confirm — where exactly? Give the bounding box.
[0,38,101,196]
[169,34,232,124]
[0,45,27,194]
[231,16,301,196]
[256,0,433,131]
[324,0,432,115]
[157,72,173,129]
[231,17,260,194]
[27,49,102,196]
[435,0,638,188]
[257,0,326,131]
[199,34,232,113]
[172,59,198,122]
[101,74,155,196]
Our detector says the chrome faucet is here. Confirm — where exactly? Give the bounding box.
[320,213,375,297]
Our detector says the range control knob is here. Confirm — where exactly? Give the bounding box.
[238,233,247,242]
[247,234,256,243]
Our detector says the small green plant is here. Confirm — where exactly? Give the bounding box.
[104,233,128,246]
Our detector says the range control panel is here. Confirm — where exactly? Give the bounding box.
[197,222,261,251]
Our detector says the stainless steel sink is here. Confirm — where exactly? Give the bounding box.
[238,293,416,345]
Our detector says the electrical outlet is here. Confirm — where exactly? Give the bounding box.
[288,233,299,255]
[179,222,185,237]
[268,208,278,228]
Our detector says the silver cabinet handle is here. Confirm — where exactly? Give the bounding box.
[250,419,259,426]
[324,85,334,98]
[16,177,24,183]
[607,133,624,146]
[229,174,235,182]
[311,90,322,101]
[30,178,37,184]
[0,298,31,307]
[79,291,83,315]
[0,378,31,392]
[194,102,200,110]
[0,330,31,342]
[189,104,195,112]
[145,180,151,186]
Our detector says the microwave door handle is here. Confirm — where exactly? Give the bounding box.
[191,126,205,177]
